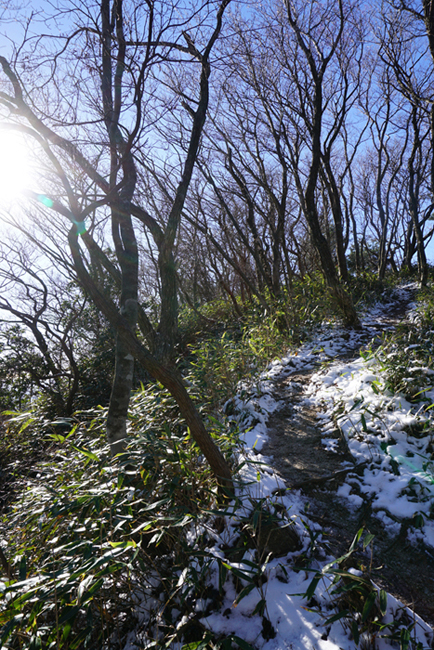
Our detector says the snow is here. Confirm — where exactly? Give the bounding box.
[124,284,434,649]
[303,290,434,549]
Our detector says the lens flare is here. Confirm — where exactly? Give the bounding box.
[37,194,54,208]
[0,129,35,207]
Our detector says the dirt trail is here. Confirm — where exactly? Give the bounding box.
[262,294,434,626]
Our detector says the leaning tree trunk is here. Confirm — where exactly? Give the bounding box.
[69,226,233,492]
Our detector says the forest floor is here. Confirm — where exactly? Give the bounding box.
[4,284,434,650]
[180,283,434,650]
[261,287,434,627]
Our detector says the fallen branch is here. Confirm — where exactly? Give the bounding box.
[290,462,368,491]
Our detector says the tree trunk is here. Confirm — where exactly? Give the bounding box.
[320,156,349,282]
[408,107,428,287]
[284,2,359,327]
[107,300,138,455]
[376,162,388,283]
[304,117,359,327]
[157,244,179,362]
[69,227,233,492]
[305,204,359,327]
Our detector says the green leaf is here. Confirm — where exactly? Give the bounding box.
[62,622,72,642]
[0,617,20,644]
[331,575,371,594]
[181,634,213,650]
[222,563,255,583]
[47,425,78,444]
[18,417,36,434]
[413,513,424,528]
[108,541,137,549]
[81,577,104,602]
[400,628,411,650]
[361,590,377,623]
[234,583,255,605]
[19,555,27,581]
[70,444,99,462]
[29,636,42,650]
[349,528,364,553]
[362,533,375,550]
[379,589,387,616]
[218,560,228,591]
[139,498,171,512]
[65,425,78,439]
[28,601,44,627]
[390,458,400,476]
[130,521,154,536]
[47,433,66,443]
[57,605,81,625]
[348,397,364,412]
[304,573,321,601]
[324,609,350,624]
[251,598,266,616]
[360,413,368,433]
[351,620,360,645]
[231,636,256,650]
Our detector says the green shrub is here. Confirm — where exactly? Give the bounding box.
[361,287,434,402]
[178,275,340,413]
[302,528,426,650]
[0,376,245,649]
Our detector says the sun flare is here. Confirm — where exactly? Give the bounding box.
[0,129,36,207]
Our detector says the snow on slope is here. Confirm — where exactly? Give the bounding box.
[124,285,434,649]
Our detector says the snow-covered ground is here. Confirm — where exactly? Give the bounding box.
[125,285,434,649]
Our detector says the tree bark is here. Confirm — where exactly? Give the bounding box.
[320,156,349,282]
[68,227,233,492]
[101,0,140,455]
[408,106,428,287]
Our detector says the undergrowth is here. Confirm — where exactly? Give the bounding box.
[0,395,245,649]
[302,528,427,650]
[0,398,304,649]
[355,286,434,416]
[0,273,422,649]
[178,273,357,412]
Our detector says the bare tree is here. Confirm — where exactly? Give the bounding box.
[0,238,84,415]
[280,0,360,325]
[377,1,434,284]
[0,0,233,488]
[174,0,363,323]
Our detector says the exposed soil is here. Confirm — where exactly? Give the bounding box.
[262,293,434,627]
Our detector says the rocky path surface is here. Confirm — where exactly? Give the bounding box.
[261,290,434,626]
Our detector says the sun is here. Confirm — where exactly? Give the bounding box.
[0,128,37,208]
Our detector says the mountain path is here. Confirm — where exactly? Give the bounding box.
[261,294,434,626]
